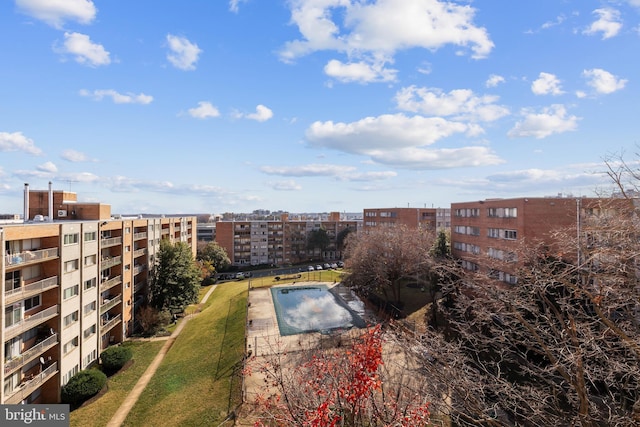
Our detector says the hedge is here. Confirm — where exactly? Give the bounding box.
[61,369,107,407]
[100,345,133,375]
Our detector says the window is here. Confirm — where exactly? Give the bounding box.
[63,284,79,300]
[487,228,500,238]
[84,301,96,315]
[24,295,41,311]
[84,231,97,241]
[63,311,79,327]
[84,277,97,290]
[62,364,79,385]
[365,211,377,217]
[83,349,97,368]
[84,254,97,266]
[504,230,517,240]
[63,233,79,245]
[83,324,96,338]
[64,259,79,273]
[125,227,131,234]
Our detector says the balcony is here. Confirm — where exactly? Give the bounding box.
[100,275,122,292]
[4,248,59,269]
[133,264,146,275]
[100,294,122,315]
[4,362,58,405]
[100,236,123,248]
[101,256,122,270]
[133,248,147,258]
[5,305,59,341]
[5,276,58,305]
[101,313,122,333]
[4,333,58,376]
[134,280,146,294]
[133,232,147,241]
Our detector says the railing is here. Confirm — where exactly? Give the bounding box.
[5,306,59,340]
[133,248,147,258]
[133,232,147,240]
[100,275,122,292]
[5,362,58,404]
[5,276,58,305]
[100,236,122,248]
[133,264,146,275]
[4,334,58,375]
[101,314,122,332]
[100,294,122,314]
[4,248,58,268]
[134,280,146,294]
[101,256,122,270]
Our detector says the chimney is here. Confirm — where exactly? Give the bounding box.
[48,181,53,222]
[24,183,29,221]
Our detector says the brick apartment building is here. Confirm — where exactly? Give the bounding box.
[1,183,195,404]
[450,196,613,285]
[215,212,360,266]
[363,207,450,232]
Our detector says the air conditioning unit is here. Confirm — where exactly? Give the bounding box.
[57,210,67,217]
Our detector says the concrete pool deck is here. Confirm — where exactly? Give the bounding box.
[246,281,366,357]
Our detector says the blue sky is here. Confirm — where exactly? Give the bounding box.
[1,0,638,215]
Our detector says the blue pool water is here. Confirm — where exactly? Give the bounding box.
[270,284,369,336]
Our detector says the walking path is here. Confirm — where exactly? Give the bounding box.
[106,285,218,427]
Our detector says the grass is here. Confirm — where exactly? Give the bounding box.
[248,269,344,289]
[69,340,165,427]
[122,281,248,426]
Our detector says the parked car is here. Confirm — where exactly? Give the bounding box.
[316,265,323,270]
[337,261,344,268]
[235,272,245,279]
[330,263,338,269]
[307,265,315,271]
[323,263,331,269]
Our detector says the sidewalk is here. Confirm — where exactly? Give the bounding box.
[106,285,218,427]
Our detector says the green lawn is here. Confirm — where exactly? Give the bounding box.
[122,282,248,426]
[69,340,165,427]
[248,269,344,289]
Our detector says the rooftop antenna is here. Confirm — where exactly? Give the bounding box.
[64,179,77,191]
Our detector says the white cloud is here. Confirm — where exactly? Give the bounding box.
[280,0,493,81]
[188,101,220,119]
[369,146,504,169]
[57,32,110,67]
[166,34,202,71]
[246,105,273,122]
[0,131,43,155]
[16,0,96,28]
[582,68,627,94]
[229,0,248,13]
[261,164,356,177]
[79,89,153,104]
[395,86,509,122]
[531,72,564,96]
[508,104,579,139]
[324,59,397,83]
[61,149,91,162]
[305,113,502,169]
[341,171,397,181]
[541,15,566,30]
[583,8,622,39]
[485,74,505,88]
[37,161,58,173]
[269,180,303,191]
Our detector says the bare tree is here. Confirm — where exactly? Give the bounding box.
[413,196,640,426]
[343,225,436,306]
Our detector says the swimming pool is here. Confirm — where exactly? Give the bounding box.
[270,284,368,336]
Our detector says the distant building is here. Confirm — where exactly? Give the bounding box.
[1,183,195,404]
[450,196,618,285]
[215,212,361,266]
[362,207,450,232]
